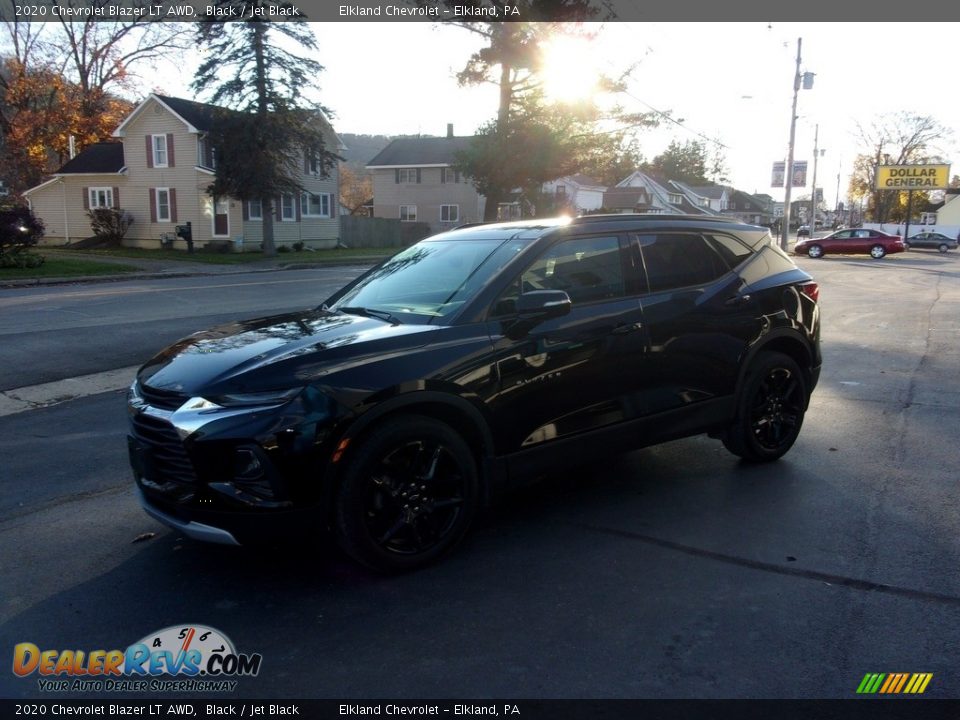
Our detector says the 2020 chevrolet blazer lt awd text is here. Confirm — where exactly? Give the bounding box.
[128,215,822,572]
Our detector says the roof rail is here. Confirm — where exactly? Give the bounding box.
[571,213,742,225]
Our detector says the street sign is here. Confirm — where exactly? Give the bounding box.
[875,165,950,190]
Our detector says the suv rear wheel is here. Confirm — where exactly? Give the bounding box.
[723,352,808,463]
[334,415,479,573]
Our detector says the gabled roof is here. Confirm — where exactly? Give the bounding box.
[602,188,652,210]
[113,93,215,136]
[367,137,474,168]
[616,171,681,213]
[686,185,728,200]
[112,94,343,149]
[55,143,125,174]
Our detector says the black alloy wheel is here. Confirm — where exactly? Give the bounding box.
[334,415,479,572]
[723,352,807,462]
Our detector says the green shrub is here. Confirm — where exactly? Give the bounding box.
[0,206,45,268]
[87,208,134,245]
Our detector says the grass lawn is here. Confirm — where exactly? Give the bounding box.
[45,246,393,265]
[0,256,143,281]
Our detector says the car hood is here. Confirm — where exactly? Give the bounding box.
[137,309,436,397]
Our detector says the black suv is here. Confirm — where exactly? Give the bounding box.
[128,215,821,572]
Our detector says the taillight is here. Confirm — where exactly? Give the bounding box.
[799,282,819,302]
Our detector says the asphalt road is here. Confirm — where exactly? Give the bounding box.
[0,252,958,701]
[0,266,366,390]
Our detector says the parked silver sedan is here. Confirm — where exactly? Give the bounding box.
[904,232,958,253]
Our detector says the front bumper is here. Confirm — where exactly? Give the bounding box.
[135,486,240,545]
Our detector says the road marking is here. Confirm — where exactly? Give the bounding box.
[0,365,140,418]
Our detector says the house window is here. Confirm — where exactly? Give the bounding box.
[497,203,521,220]
[89,187,114,209]
[152,135,168,167]
[441,168,460,184]
[397,168,419,183]
[400,205,417,222]
[699,197,709,207]
[440,205,459,223]
[304,149,326,176]
[156,188,171,222]
[556,185,567,197]
[247,200,262,220]
[281,194,295,221]
[197,138,215,169]
[668,193,683,205]
[302,192,331,218]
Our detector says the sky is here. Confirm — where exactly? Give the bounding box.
[139,22,960,206]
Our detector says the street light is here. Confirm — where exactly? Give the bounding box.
[780,38,815,250]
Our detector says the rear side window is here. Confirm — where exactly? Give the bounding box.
[637,233,730,293]
[706,234,754,269]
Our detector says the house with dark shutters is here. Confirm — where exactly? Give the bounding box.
[366,128,486,234]
[23,93,341,250]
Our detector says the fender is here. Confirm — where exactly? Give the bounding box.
[734,328,815,410]
[323,390,506,510]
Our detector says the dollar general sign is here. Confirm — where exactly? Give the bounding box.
[876,164,950,190]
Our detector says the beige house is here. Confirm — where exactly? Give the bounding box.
[367,130,485,235]
[24,94,341,251]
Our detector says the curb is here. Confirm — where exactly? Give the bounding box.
[0,256,390,289]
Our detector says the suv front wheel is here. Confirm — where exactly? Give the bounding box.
[334,415,479,573]
[723,352,808,463]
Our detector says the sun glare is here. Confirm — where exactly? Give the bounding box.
[539,36,601,104]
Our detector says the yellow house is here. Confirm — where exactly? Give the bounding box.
[24,94,341,251]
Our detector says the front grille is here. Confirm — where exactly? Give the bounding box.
[130,412,198,484]
[138,383,189,410]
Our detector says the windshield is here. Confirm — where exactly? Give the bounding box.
[330,238,523,324]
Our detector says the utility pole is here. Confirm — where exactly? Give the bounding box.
[835,159,842,222]
[809,124,819,233]
[780,38,802,251]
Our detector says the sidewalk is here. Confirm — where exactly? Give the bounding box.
[0,250,392,289]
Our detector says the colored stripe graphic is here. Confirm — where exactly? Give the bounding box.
[857,673,932,694]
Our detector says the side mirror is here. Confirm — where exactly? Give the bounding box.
[515,290,571,319]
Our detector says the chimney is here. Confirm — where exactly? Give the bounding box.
[446,123,453,138]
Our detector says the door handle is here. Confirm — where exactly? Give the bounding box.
[612,322,643,335]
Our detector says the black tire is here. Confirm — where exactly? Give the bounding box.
[334,415,479,573]
[870,244,886,259]
[807,244,823,259]
[722,352,808,463]
[903,241,911,250]
[938,243,949,253]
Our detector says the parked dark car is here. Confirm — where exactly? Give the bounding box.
[128,215,822,572]
[904,232,958,253]
[795,228,905,259]
[797,225,811,238]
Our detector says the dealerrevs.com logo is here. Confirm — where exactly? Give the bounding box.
[12,624,262,693]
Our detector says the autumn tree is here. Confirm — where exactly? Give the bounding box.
[192,6,337,256]
[1,8,186,194]
[339,164,373,216]
[847,113,951,222]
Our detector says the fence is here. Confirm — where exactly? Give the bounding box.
[340,216,431,248]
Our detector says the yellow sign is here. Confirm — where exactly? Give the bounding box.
[876,164,950,190]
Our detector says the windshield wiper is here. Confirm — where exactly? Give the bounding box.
[337,306,402,325]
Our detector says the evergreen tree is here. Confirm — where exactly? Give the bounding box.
[192,8,337,255]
